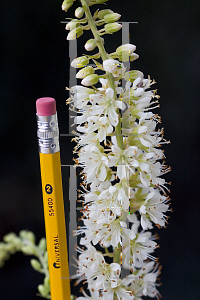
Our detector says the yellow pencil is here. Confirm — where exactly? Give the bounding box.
[36,97,71,300]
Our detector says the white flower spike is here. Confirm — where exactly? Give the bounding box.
[64,1,171,299]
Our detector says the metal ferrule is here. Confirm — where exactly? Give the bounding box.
[37,113,60,154]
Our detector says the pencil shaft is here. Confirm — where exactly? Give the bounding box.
[40,151,71,299]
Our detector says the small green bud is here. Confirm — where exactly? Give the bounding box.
[21,245,35,255]
[30,259,42,272]
[3,233,22,250]
[84,39,97,51]
[38,284,49,297]
[44,276,50,288]
[98,9,113,20]
[75,7,84,19]
[67,27,83,40]
[81,74,99,86]
[0,247,9,264]
[26,232,36,244]
[38,238,47,252]
[43,250,48,264]
[104,23,122,34]
[124,70,144,82]
[76,66,94,79]
[104,13,121,23]
[4,243,16,254]
[62,0,74,12]
[65,20,80,31]
[3,233,17,243]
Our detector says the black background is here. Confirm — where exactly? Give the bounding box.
[0,0,200,299]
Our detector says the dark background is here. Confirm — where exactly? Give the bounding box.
[0,0,200,299]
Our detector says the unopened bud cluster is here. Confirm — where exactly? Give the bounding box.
[63,3,123,41]
[0,231,50,299]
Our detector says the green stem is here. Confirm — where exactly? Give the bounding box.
[113,242,121,264]
[80,0,124,265]
[80,0,123,150]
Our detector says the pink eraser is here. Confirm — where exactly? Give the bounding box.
[36,97,56,116]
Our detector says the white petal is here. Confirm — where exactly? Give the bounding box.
[140,204,146,214]
[140,137,152,147]
[99,165,107,181]
[106,87,114,98]
[108,108,119,126]
[98,127,106,142]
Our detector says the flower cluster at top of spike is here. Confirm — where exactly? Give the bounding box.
[63,0,171,299]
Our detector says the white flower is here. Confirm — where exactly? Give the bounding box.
[103,59,126,77]
[102,279,134,300]
[139,188,169,229]
[93,214,135,247]
[86,115,113,142]
[89,87,123,127]
[108,136,139,179]
[70,244,100,285]
[122,261,160,300]
[76,287,101,300]
[137,261,161,298]
[123,214,158,268]
[97,184,130,214]
[89,262,121,289]
[139,157,166,188]
[78,145,110,183]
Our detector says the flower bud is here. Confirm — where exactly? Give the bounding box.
[76,66,94,79]
[81,74,99,86]
[116,44,136,56]
[43,250,48,264]
[84,39,97,51]
[103,59,120,73]
[65,20,80,31]
[98,9,113,20]
[116,44,137,62]
[67,27,83,40]
[71,56,89,68]
[38,284,49,297]
[3,233,19,245]
[104,13,121,23]
[30,259,42,272]
[44,276,50,288]
[124,70,144,82]
[75,7,84,18]
[38,237,46,252]
[19,230,35,244]
[62,0,74,12]
[5,243,16,254]
[104,23,122,34]
[130,53,139,62]
[70,85,95,94]
[116,44,139,62]
[21,245,35,255]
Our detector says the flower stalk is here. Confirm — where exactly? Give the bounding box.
[80,0,124,150]
[63,0,171,299]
